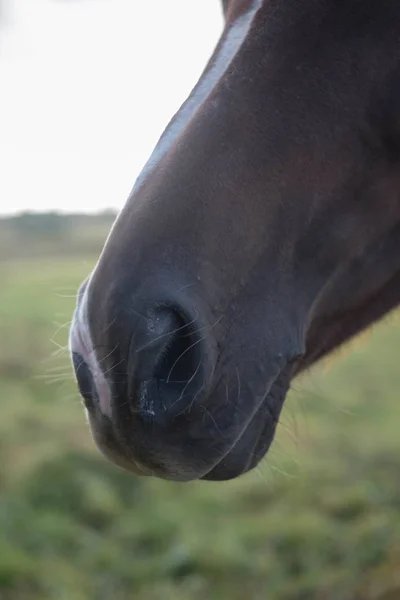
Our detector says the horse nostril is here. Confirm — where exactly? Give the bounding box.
[132,307,205,422]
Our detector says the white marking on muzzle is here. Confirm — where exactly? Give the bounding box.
[132,0,262,193]
[69,284,113,419]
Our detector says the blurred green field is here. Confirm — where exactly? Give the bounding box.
[1,215,400,600]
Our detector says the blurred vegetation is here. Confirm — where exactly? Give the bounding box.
[0,211,399,600]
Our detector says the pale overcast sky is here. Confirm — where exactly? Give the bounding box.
[0,0,223,215]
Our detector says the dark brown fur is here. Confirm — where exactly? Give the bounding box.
[70,0,400,481]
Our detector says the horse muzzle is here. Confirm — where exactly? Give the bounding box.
[69,279,290,482]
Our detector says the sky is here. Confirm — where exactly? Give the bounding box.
[0,0,223,215]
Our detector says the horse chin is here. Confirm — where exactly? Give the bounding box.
[201,392,284,481]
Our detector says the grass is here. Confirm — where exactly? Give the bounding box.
[1,226,400,600]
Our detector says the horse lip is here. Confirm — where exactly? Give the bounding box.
[86,409,155,477]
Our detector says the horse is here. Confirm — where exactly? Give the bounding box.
[70,0,400,482]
